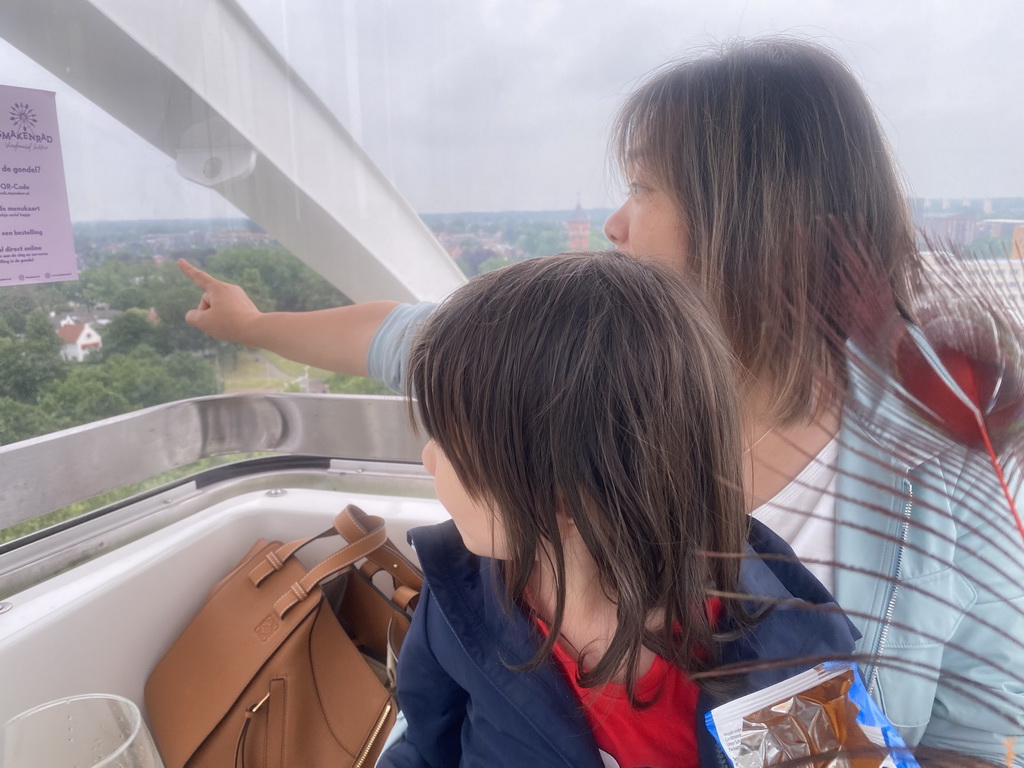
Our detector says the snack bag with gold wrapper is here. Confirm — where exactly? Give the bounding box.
[706,662,919,768]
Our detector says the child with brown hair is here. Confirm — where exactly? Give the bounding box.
[379,252,859,768]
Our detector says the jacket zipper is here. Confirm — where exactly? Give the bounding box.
[867,476,913,696]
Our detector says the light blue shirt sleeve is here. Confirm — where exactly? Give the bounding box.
[366,302,439,394]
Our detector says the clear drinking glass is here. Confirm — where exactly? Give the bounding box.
[2,694,164,768]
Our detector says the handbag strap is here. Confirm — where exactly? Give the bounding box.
[390,585,419,612]
[335,505,423,592]
[247,506,397,588]
[247,527,339,587]
[243,504,422,619]
[272,511,390,618]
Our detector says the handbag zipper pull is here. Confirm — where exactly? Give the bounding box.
[234,692,271,768]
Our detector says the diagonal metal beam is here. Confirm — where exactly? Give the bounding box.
[0,0,465,303]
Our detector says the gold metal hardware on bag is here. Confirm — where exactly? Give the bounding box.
[247,692,270,715]
[353,701,392,768]
[236,692,271,768]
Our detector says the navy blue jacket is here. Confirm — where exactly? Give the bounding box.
[379,519,859,768]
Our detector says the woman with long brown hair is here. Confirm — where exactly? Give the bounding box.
[180,37,1024,763]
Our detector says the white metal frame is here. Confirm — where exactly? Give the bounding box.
[0,0,466,303]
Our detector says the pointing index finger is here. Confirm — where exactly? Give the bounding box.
[178,258,216,289]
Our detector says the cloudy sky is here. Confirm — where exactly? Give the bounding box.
[1,0,1022,220]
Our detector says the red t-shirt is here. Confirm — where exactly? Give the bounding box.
[537,622,702,768]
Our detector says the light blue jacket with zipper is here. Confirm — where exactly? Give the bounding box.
[368,302,1024,763]
[836,334,1024,763]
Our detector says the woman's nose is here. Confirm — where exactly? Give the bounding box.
[604,205,627,247]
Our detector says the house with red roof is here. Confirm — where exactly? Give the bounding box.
[57,323,102,362]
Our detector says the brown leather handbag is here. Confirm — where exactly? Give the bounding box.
[145,505,422,768]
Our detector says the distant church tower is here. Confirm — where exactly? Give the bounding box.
[567,200,590,251]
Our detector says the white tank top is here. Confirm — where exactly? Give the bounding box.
[751,438,839,594]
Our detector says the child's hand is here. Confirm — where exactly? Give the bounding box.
[178,259,263,346]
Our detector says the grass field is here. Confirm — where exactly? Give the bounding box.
[260,350,333,380]
[220,349,291,393]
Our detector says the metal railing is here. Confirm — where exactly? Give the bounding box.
[0,393,425,533]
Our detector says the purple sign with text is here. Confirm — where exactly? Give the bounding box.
[0,85,76,286]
